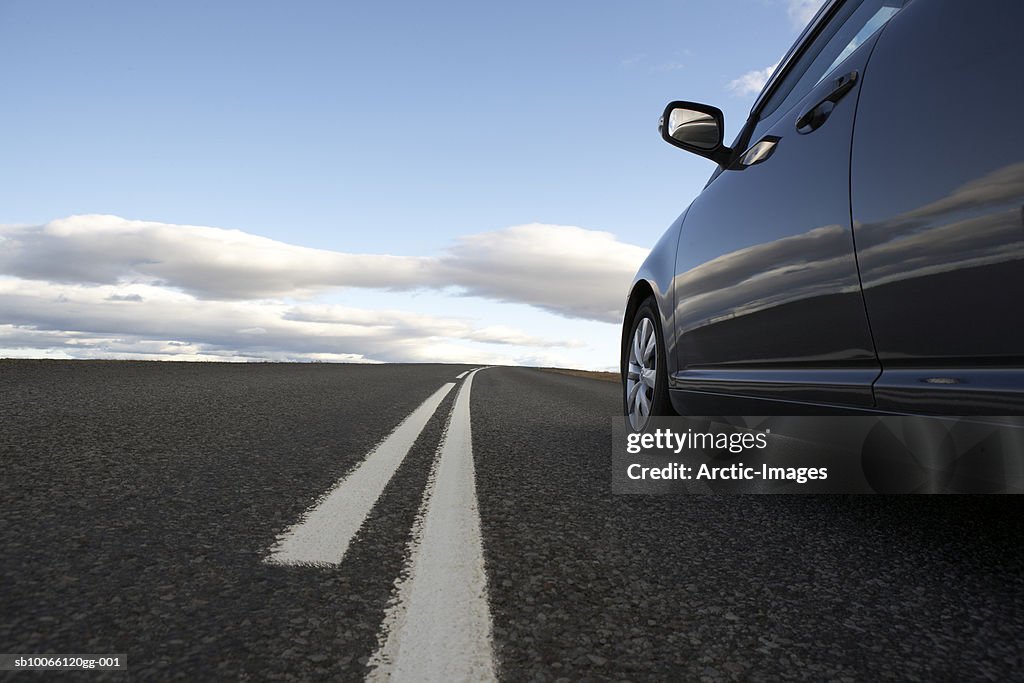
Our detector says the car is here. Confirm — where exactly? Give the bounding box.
[622,0,1024,430]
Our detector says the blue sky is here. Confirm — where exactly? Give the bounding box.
[0,0,821,369]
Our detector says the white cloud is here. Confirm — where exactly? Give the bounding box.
[0,215,646,323]
[787,0,826,28]
[727,61,780,97]
[0,215,642,368]
[280,304,581,348]
[0,215,436,299]
[725,0,826,97]
[442,223,647,322]
[0,279,587,365]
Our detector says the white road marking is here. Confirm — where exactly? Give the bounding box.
[266,382,456,566]
[367,367,496,683]
[455,370,470,379]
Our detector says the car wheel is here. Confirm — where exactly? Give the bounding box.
[624,297,674,430]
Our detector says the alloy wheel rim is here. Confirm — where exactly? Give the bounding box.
[626,316,658,430]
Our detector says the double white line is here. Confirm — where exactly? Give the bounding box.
[266,368,496,682]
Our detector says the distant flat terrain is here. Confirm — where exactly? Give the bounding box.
[1,360,1023,680]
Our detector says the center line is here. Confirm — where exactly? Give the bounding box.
[367,367,496,682]
[266,382,456,566]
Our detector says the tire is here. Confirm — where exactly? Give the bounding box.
[623,297,675,431]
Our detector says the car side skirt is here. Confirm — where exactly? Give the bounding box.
[669,367,1024,416]
[670,367,879,410]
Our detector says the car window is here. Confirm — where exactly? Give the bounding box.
[818,5,900,82]
[756,0,903,129]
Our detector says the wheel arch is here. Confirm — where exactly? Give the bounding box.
[620,214,685,382]
[620,280,656,379]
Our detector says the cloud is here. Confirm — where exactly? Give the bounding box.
[280,304,582,348]
[0,279,586,365]
[0,215,646,323]
[787,0,826,28]
[727,61,780,97]
[725,0,826,97]
[0,215,436,299]
[0,215,637,368]
[442,224,647,322]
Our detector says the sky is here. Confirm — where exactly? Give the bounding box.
[0,0,823,370]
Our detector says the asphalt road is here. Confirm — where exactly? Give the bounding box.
[1,360,1023,681]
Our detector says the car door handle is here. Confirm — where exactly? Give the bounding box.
[795,70,859,134]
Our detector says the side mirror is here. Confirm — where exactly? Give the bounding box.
[659,101,732,165]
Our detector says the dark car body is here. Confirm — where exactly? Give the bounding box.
[623,0,1024,423]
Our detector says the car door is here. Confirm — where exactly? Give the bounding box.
[671,0,903,409]
[850,0,1024,413]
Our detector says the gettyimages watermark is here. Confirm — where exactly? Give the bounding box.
[611,416,1024,494]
